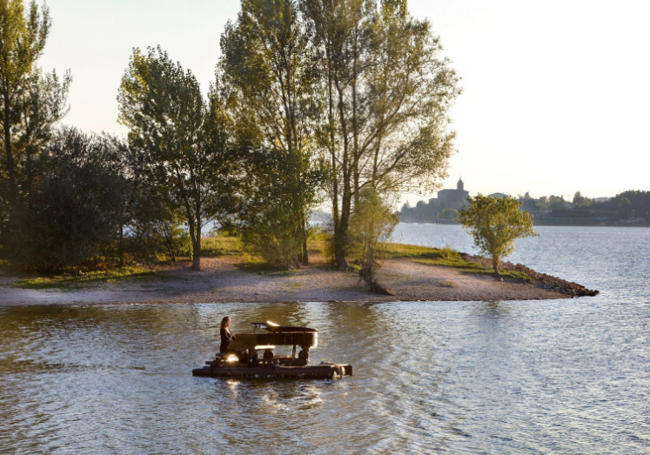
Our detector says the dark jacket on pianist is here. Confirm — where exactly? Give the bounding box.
[220,328,236,353]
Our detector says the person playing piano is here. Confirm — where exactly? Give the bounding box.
[219,316,236,355]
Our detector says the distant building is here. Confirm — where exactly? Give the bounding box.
[399,178,469,223]
[430,178,470,210]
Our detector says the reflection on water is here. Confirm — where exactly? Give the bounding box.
[1,298,649,454]
[1,226,650,453]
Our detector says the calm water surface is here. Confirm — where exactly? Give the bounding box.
[1,225,649,454]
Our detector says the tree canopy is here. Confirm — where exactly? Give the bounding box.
[458,195,537,275]
[118,46,234,271]
[301,0,460,266]
[0,0,70,257]
[0,0,463,273]
[219,0,325,266]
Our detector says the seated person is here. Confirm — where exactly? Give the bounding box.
[219,316,236,355]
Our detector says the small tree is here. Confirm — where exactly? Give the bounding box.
[458,195,537,276]
[349,187,398,294]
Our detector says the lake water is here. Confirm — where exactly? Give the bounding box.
[1,225,649,454]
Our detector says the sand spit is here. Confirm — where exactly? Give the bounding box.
[0,256,597,307]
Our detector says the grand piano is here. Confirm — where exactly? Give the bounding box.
[192,321,353,380]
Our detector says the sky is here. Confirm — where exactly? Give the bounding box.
[37,0,650,206]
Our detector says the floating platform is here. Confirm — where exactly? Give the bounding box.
[192,321,353,380]
[192,361,353,380]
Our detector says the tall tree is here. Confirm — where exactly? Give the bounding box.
[301,0,460,267]
[118,47,233,271]
[220,0,324,266]
[0,0,70,249]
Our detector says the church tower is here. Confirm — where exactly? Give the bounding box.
[457,178,464,191]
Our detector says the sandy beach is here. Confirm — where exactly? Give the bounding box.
[0,256,572,306]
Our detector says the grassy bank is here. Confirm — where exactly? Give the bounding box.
[376,242,533,282]
[193,236,243,257]
[6,235,533,290]
[10,267,157,290]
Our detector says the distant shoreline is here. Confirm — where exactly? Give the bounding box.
[398,220,650,228]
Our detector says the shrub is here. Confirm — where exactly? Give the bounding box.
[349,188,398,294]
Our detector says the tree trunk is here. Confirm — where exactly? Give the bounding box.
[192,232,201,271]
[334,181,352,269]
[119,224,124,267]
[334,77,352,269]
[3,91,17,205]
[492,255,499,276]
[188,214,201,271]
[301,218,309,266]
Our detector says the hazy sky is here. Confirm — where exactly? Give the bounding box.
[38,0,650,204]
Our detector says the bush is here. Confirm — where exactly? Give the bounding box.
[17,129,125,271]
[229,147,324,269]
[349,188,398,294]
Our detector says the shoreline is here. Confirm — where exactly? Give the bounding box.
[0,255,597,307]
[399,220,650,228]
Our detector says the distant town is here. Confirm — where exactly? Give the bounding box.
[398,179,650,226]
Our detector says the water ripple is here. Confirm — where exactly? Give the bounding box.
[1,227,650,453]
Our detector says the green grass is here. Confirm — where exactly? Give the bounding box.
[376,242,460,260]
[7,236,533,288]
[199,236,243,257]
[413,257,533,282]
[374,242,533,282]
[11,267,157,290]
[174,235,244,258]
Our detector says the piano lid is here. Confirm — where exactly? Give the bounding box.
[251,321,318,333]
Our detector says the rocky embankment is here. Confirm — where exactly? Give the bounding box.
[459,254,599,297]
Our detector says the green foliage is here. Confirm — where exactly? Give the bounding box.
[0,0,71,257]
[127,215,187,264]
[458,195,537,275]
[176,235,243,258]
[618,197,633,219]
[11,266,155,290]
[548,195,567,211]
[572,191,590,207]
[439,208,459,220]
[376,243,459,260]
[615,191,650,220]
[201,236,243,257]
[15,128,126,271]
[300,0,460,266]
[228,147,323,269]
[118,46,235,271]
[220,0,325,266]
[414,257,533,281]
[349,188,398,293]
[586,190,650,222]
